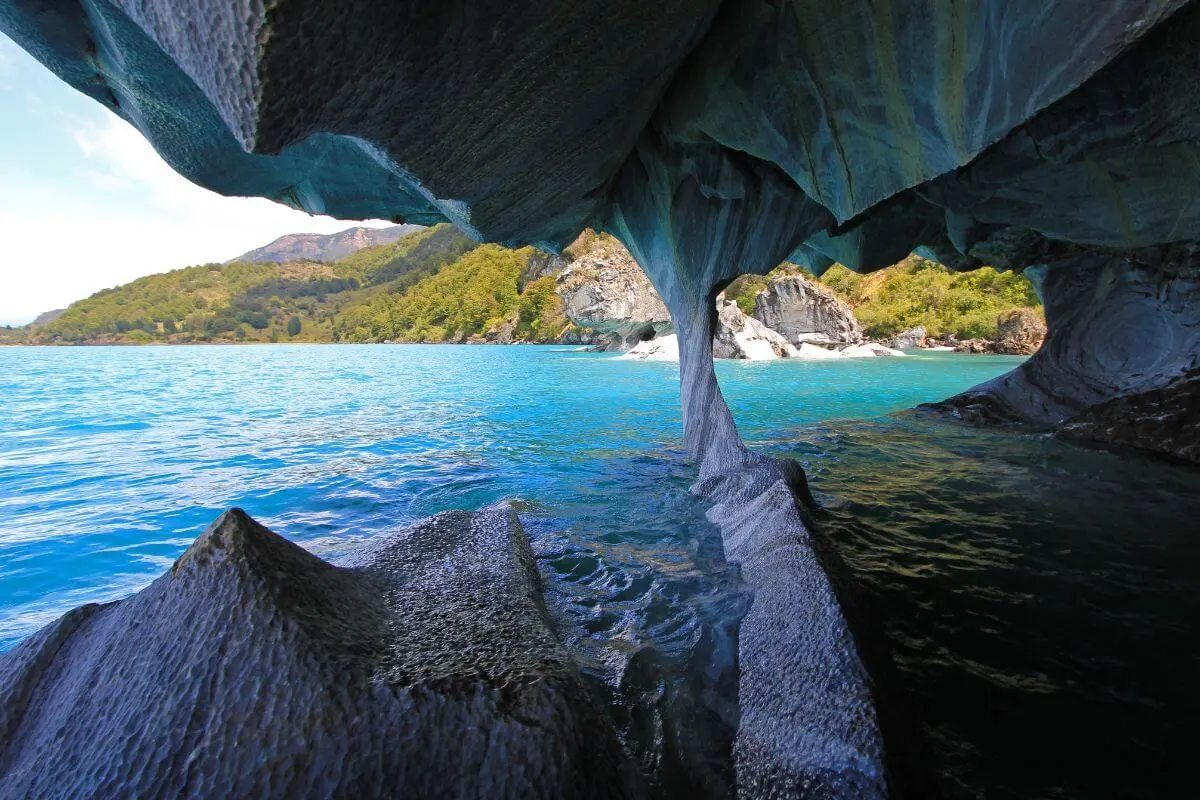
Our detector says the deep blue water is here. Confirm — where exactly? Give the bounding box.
[2,344,1197,797]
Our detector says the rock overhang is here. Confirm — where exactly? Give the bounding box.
[5,0,1197,274]
[4,1,1200,795]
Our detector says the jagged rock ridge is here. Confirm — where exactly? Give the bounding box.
[232,224,423,263]
[0,506,643,798]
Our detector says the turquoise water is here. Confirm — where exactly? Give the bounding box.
[2,344,1196,797]
[0,344,1014,650]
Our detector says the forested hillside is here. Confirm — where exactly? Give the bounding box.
[820,255,1042,339]
[6,224,1041,346]
[23,225,478,344]
[334,245,568,343]
[725,255,1042,340]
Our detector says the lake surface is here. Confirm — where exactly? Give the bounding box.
[2,344,1197,797]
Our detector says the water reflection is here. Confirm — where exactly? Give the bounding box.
[771,415,1200,799]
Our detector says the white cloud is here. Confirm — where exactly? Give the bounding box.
[0,113,395,323]
[79,168,131,192]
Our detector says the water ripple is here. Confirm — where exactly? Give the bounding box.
[1,344,1038,796]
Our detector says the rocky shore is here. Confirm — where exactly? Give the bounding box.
[555,242,912,361]
[552,237,1046,361]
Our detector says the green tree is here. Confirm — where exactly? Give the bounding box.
[820,257,1042,339]
[287,315,302,337]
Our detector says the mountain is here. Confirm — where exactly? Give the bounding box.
[30,308,66,326]
[21,225,576,345]
[230,224,424,264]
[29,225,476,344]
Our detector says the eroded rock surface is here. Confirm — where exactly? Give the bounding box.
[713,296,798,360]
[557,239,671,351]
[695,462,888,799]
[938,258,1200,427]
[7,0,1200,795]
[886,327,928,350]
[753,276,863,347]
[0,507,643,799]
[1057,367,1200,463]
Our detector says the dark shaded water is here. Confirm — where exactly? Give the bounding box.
[774,418,1200,799]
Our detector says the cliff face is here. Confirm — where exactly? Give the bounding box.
[6,0,1200,793]
[555,237,671,350]
[754,276,863,347]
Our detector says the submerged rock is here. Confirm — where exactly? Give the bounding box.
[0,507,643,799]
[1057,367,1200,463]
[753,275,863,347]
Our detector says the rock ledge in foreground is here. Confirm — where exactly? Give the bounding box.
[0,506,642,799]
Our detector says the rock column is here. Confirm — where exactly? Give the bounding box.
[607,132,892,798]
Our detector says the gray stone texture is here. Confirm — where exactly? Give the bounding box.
[556,238,671,350]
[6,0,1200,794]
[937,257,1200,426]
[0,506,643,799]
[754,276,864,347]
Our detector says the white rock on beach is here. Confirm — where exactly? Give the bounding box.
[620,334,680,361]
[712,296,799,360]
[794,343,846,359]
[841,343,907,358]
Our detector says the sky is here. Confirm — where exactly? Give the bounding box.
[0,33,393,326]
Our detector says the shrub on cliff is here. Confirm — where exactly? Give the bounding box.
[820,256,1042,340]
[333,245,569,343]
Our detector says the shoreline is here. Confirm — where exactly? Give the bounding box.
[0,339,1024,355]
